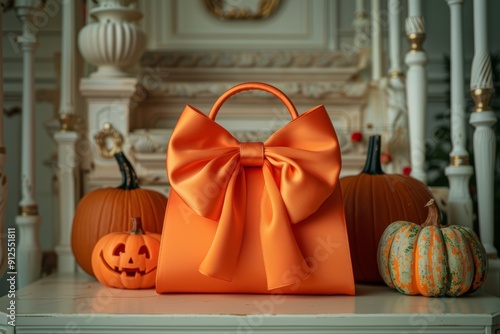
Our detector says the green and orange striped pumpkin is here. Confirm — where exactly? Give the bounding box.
[377,199,488,297]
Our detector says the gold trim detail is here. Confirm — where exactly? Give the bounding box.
[389,71,404,79]
[19,204,38,216]
[94,123,123,158]
[407,32,425,53]
[59,114,76,132]
[204,0,281,20]
[355,11,367,19]
[471,88,493,112]
[450,155,469,166]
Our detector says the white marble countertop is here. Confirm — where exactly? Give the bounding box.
[0,272,499,333]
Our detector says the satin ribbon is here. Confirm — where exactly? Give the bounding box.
[167,105,341,290]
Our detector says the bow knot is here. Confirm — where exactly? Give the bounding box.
[167,105,341,290]
[240,142,264,167]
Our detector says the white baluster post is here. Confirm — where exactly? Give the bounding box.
[386,0,409,174]
[371,0,383,81]
[54,0,78,273]
[444,0,474,229]
[0,0,11,277]
[353,0,369,52]
[14,0,43,288]
[469,0,497,256]
[388,0,402,76]
[328,0,340,51]
[404,0,427,183]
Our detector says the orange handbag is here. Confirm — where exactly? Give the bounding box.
[156,82,355,294]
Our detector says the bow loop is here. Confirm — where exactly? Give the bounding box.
[167,104,341,290]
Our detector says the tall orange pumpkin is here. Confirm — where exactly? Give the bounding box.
[340,135,433,283]
[72,152,167,276]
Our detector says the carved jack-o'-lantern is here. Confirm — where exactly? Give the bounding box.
[91,217,161,289]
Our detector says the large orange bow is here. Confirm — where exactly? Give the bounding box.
[167,105,341,290]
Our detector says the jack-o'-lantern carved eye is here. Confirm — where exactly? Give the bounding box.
[139,245,150,259]
[91,217,161,289]
[113,243,126,256]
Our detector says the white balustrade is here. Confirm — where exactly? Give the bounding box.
[386,0,409,174]
[14,0,43,288]
[353,0,369,52]
[469,0,497,257]
[405,0,427,183]
[388,0,402,76]
[444,0,474,229]
[54,0,79,273]
[371,0,382,81]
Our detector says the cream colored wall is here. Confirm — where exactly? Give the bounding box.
[2,0,500,271]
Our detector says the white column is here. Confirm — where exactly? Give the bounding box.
[469,0,497,257]
[404,0,427,183]
[353,0,369,52]
[444,0,474,230]
[386,0,409,174]
[371,0,383,80]
[357,0,365,13]
[328,0,340,51]
[54,0,78,273]
[388,0,402,76]
[54,132,78,271]
[14,0,43,288]
[0,0,11,277]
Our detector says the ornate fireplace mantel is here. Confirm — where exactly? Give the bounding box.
[81,47,377,194]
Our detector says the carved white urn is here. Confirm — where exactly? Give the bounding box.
[78,0,146,77]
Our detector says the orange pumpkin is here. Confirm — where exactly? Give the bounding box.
[377,199,488,296]
[340,135,433,283]
[72,152,167,276]
[92,217,161,289]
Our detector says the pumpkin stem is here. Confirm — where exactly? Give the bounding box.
[130,217,145,235]
[421,199,442,227]
[114,152,140,190]
[361,135,384,175]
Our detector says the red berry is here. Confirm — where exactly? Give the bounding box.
[351,132,363,143]
[381,153,392,165]
[402,165,412,175]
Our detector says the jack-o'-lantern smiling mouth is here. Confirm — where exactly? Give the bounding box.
[99,251,155,278]
[120,268,147,277]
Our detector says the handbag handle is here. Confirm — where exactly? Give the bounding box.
[208,82,299,120]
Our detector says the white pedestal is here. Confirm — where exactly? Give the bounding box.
[14,215,41,289]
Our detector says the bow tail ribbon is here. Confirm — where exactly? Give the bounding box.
[260,163,311,289]
[198,164,246,282]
